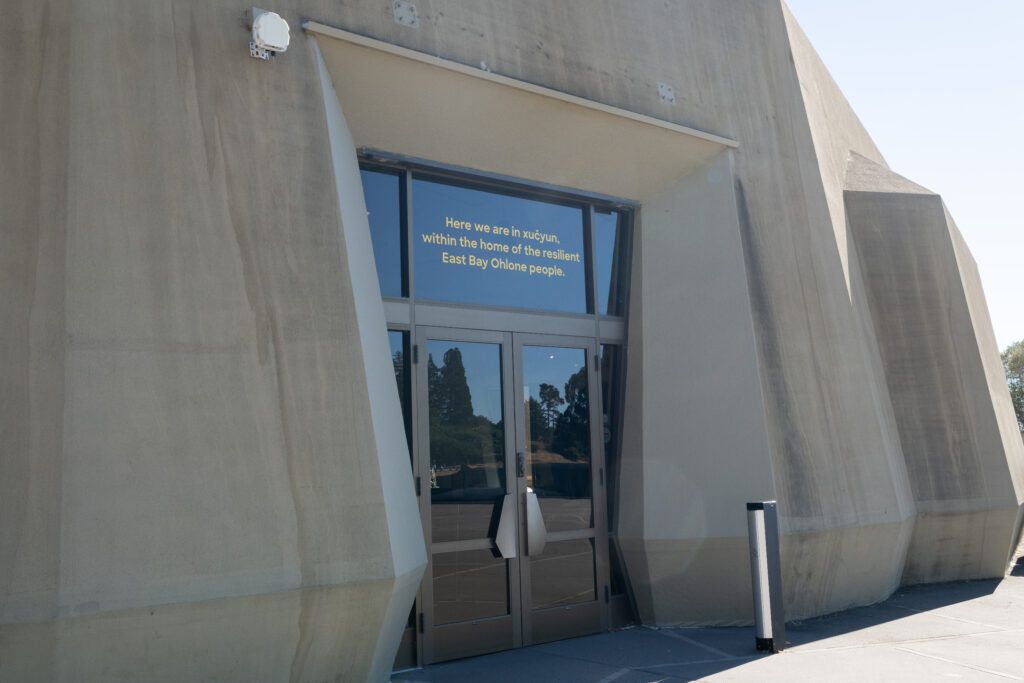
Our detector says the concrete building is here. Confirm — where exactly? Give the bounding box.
[2,1,1022,680]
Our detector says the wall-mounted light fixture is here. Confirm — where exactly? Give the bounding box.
[250,8,290,60]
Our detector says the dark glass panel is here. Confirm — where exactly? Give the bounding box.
[388,330,412,456]
[412,177,587,313]
[522,346,592,532]
[594,209,630,315]
[428,340,506,543]
[530,538,597,610]
[361,169,405,297]
[600,344,623,526]
[433,550,510,625]
[608,537,627,598]
[389,329,417,632]
[601,344,626,594]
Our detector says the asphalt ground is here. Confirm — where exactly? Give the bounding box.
[394,536,1024,682]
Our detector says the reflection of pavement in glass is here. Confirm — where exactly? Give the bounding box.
[431,496,592,543]
[432,541,598,625]
[431,502,497,543]
[433,549,509,625]
[531,539,596,610]
[536,496,592,532]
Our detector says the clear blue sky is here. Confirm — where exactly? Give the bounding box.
[785,1,1023,351]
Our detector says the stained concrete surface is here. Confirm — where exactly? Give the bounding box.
[394,540,1024,682]
[846,153,1024,585]
[5,2,1023,678]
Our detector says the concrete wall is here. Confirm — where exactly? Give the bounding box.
[1,2,424,680]
[619,152,773,625]
[845,154,1024,585]
[774,3,917,615]
[3,0,1022,676]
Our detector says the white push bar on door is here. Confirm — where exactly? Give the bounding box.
[525,491,547,555]
[494,494,517,559]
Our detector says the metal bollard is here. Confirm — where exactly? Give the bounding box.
[746,501,785,652]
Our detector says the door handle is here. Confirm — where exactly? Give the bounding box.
[494,494,517,559]
[525,491,547,555]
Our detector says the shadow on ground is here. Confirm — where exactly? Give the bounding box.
[394,546,1023,682]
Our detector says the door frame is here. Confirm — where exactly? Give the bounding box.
[415,326,610,664]
[512,332,610,647]
[415,326,521,663]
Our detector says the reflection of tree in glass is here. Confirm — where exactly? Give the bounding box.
[538,383,564,436]
[428,349,503,469]
[526,385,562,454]
[392,349,404,401]
[525,369,589,463]
[432,348,474,425]
[527,396,544,451]
[552,367,589,462]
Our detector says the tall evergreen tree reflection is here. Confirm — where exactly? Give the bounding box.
[538,383,564,438]
[428,347,504,478]
[552,367,589,462]
[525,360,591,505]
[527,368,589,462]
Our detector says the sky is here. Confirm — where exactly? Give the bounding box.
[784,1,1023,351]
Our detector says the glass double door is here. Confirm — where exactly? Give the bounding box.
[416,327,609,663]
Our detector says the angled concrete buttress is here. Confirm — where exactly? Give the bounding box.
[617,152,775,626]
[845,153,1024,584]
[618,2,919,626]
[0,4,424,681]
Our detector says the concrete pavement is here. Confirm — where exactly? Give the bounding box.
[394,543,1024,682]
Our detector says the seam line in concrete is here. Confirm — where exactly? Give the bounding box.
[894,646,1023,680]
[647,654,762,670]
[650,628,737,659]
[792,629,1010,654]
[594,668,632,683]
[891,604,1008,630]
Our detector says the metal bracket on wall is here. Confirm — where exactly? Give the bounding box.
[250,41,272,60]
[393,0,419,28]
[657,81,676,104]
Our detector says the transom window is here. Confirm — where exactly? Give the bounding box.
[360,159,632,317]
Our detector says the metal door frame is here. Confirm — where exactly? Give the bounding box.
[512,332,610,647]
[415,326,521,663]
[415,326,610,663]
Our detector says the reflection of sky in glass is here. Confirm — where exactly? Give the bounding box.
[361,170,403,297]
[522,346,587,408]
[427,340,504,424]
[413,178,586,312]
[594,210,619,315]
